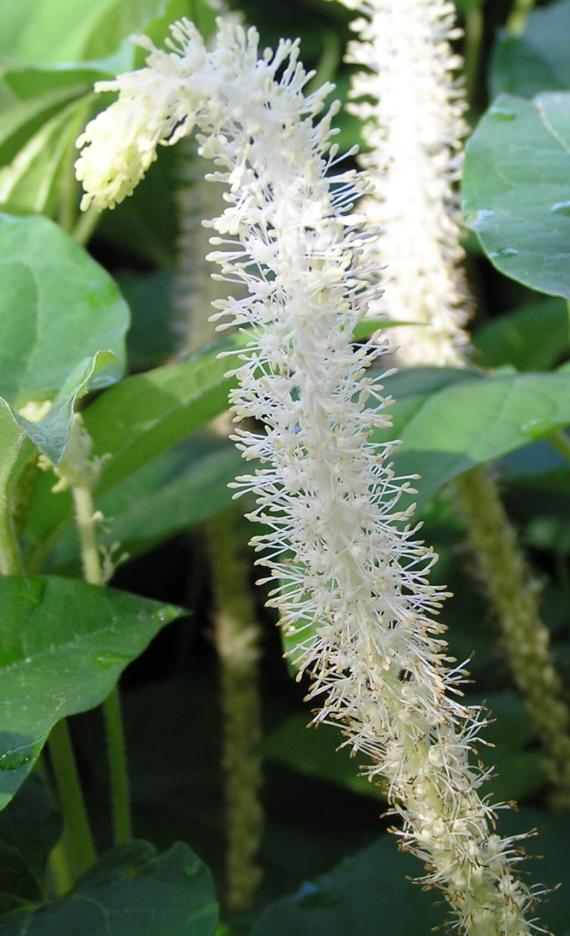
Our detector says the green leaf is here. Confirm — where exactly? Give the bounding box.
[0,214,128,406]
[490,0,570,99]
[0,776,62,912]
[263,714,384,802]
[0,0,177,67]
[9,351,118,465]
[0,840,218,935]
[24,344,235,562]
[0,213,128,464]
[252,834,445,936]
[463,91,570,298]
[474,298,570,371]
[379,365,570,506]
[0,99,88,216]
[0,575,181,810]
[44,438,243,571]
[119,270,178,371]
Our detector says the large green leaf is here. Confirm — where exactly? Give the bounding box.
[0,575,181,810]
[0,0,181,67]
[43,438,242,571]
[380,365,570,506]
[252,833,444,935]
[474,298,570,371]
[0,776,62,913]
[24,345,235,564]
[252,809,570,935]
[0,840,218,935]
[463,91,570,298]
[490,0,570,99]
[0,214,127,405]
[0,213,128,466]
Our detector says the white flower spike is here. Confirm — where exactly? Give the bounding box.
[337,0,471,365]
[76,20,539,933]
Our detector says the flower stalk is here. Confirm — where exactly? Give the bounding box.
[49,415,132,846]
[75,19,539,930]
[206,508,263,911]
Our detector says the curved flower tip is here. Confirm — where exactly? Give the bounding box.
[75,20,207,211]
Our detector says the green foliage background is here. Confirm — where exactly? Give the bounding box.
[0,1,569,934]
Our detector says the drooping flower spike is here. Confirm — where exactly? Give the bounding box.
[76,19,539,932]
[336,0,471,365]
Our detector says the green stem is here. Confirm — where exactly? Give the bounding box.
[465,5,484,106]
[0,504,23,575]
[548,429,570,466]
[506,0,535,35]
[102,690,132,844]
[48,838,75,897]
[47,720,97,878]
[71,484,132,845]
[72,204,100,247]
[206,508,264,912]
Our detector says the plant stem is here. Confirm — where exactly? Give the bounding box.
[548,429,570,466]
[465,4,484,106]
[453,465,570,808]
[102,690,131,844]
[72,204,100,247]
[506,0,535,35]
[72,484,132,844]
[0,506,23,575]
[206,508,263,912]
[47,720,97,878]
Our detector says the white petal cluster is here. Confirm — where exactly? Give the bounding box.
[76,20,538,933]
[339,0,470,365]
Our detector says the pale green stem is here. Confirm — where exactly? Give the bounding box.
[206,508,263,912]
[72,204,100,247]
[71,485,132,845]
[47,720,97,878]
[453,465,570,809]
[465,4,484,106]
[0,502,23,575]
[506,0,535,35]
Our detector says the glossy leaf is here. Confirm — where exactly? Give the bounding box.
[252,833,444,935]
[463,91,570,298]
[490,0,570,99]
[380,364,570,506]
[474,298,569,371]
[0,840,218,935]
[0,575,181,810]
[0,214,128,405]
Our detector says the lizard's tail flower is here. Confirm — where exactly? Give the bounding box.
[76,19,539,932]
[339,0,470,365]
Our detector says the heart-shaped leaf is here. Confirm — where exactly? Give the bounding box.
[0,840,218,935]
[463,91,570,298]
[0,575,182,810]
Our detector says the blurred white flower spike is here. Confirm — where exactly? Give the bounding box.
[76,19,539,933]
[337,0,471,365]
